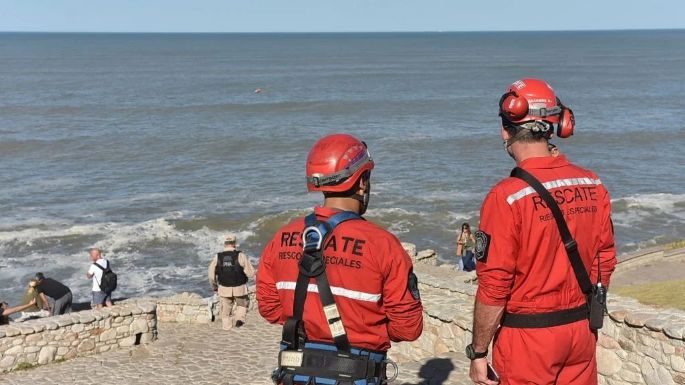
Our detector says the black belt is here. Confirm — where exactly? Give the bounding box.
[501,305,588,328]
[277,348,386,385]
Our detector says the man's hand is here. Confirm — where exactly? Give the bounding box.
[29,298,37,306]
[469,358,499,385]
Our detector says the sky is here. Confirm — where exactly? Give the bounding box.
[1,0,684,33]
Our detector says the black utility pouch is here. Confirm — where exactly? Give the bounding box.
[587,284,607,330]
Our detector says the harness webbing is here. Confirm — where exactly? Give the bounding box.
[289,211,362,352]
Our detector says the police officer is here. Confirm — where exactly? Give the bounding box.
[257,133,423,385]
[467,79,617,385]
[208,233,255,330]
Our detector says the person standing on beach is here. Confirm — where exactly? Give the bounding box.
[35,272,73,315]
[257,133,423,385]
[467,78,617,385]
[208,233,255,330]
[86,248,114,309]
[457,222,477,271]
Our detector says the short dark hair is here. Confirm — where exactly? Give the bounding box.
[504,122,550,144]
[322,171,371,199]
[35,272,45,281]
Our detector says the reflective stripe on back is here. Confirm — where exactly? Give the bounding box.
[506,177,602,205]
[276,281,382,303]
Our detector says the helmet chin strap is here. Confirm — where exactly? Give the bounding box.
[352,185,371,215]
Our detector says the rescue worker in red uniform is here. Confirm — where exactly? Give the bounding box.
[468,79,617,385]
[257,133,423,385]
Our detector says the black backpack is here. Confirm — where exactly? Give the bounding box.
[93,260,118,294]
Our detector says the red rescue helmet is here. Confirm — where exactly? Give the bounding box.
[499,78,575,138]
[306,134,374,193]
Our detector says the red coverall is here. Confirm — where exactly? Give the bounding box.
[476,155,617,385]
[257,206,424,352]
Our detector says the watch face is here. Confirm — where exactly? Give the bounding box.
[465,344,486,360]
[465,344,475,359]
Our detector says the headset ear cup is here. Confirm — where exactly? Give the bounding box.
[556,107,575,138]
[499,92,529,122]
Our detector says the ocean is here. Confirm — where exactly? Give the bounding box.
[1,31,684,304]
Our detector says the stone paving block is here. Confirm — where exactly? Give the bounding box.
[4,310,480,385]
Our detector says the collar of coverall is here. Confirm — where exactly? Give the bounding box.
[313,206,348,220]
[517,154,570,170]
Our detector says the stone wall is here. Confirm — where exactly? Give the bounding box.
[598,296,685,385]
[0,300,157,373]
[155,288,257,324]
[390,246,685,385]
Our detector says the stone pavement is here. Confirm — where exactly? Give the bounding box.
[611,252,685,287]
[394,353,471,385]
[1,311,472,385]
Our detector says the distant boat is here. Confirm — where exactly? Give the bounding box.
[254,88,262,94]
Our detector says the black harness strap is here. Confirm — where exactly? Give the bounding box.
[279,349,381,379]
[510,167,593,294]
[283,211,362,353]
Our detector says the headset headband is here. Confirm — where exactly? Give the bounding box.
[528,105,562,118]
[499,91,563,121]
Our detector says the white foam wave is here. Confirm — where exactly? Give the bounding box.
[612,193,685,213]
[0,215,253,250]
[0,216,257,303]
[611,193,685,227]
[365,207,425,218]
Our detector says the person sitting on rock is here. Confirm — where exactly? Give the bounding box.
[208,233,255,330]
[1,298,37,325]
[16,279,51,322]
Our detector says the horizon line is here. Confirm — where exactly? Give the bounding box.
[1,27,684,34]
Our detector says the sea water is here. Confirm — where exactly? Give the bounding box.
[1,31,684,303]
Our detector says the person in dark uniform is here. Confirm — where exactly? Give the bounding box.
[208,233,255,330]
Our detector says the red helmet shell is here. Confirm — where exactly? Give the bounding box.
[306,133,375,192]
[500,78,561,125]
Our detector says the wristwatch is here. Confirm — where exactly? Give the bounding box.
[465,343,488,360]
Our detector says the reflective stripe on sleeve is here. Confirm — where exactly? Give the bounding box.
[275,281,382,303]
[506,177,602,205]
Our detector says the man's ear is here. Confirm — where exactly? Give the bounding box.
[501,125,512,141]
[357,177,367,193]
